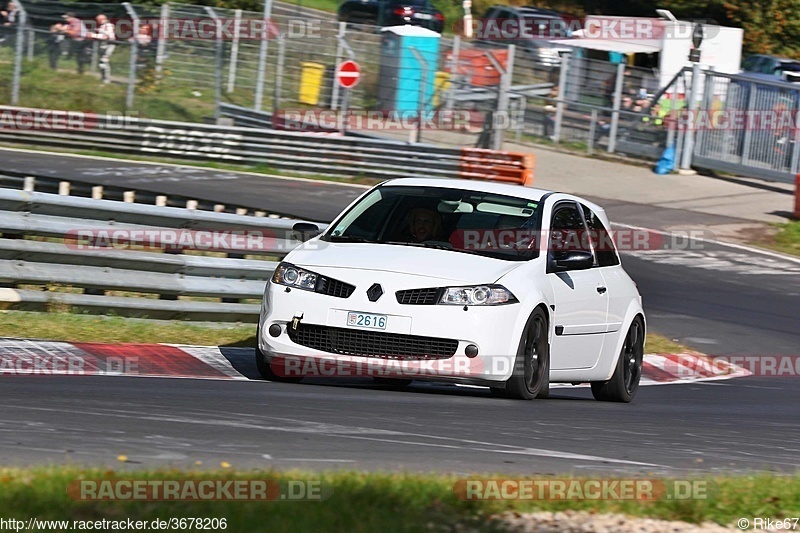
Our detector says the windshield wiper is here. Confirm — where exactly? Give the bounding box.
[383,241,479,255]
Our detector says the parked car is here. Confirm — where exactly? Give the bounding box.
[474,6,575,67]
[741,54,800,83]
[337,0,444,33]
[257,178,646,402]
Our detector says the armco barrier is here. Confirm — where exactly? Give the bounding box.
[0,188,328,321]
[0,105,534,183]
[459,149,535,186]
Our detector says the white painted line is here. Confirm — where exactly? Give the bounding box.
[335,434,661,467]
[274,458,357,462]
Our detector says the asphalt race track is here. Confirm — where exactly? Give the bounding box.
[1,148,798,474]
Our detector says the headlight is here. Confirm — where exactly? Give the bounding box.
[439,285,517,305]
[272,262,319,291]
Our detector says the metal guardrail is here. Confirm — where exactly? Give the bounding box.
[0,105,465,180]
[0,188,328,321]
[0,105,536,182]
[218,102,396,141]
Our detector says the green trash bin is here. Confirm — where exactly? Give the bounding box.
[299,62,326,106]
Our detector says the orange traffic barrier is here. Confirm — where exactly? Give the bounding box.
[795,174,800,220]
[458,148,535,186]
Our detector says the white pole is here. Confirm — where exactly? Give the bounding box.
[227,9,242,93]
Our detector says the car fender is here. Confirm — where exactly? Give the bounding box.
[493,263,554,377]
[597,300,646,382]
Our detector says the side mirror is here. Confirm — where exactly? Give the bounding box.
[292,222,321,242]
[553,250,594,271]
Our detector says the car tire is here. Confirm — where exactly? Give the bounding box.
[255,327,303,383]
[591,316,644,403]
[493,308,550,400]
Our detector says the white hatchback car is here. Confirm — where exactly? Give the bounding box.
[257,178,645,402]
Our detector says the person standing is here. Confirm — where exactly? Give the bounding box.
[48,22,67,69]
[88,14,115,83]
[63,12,90,74]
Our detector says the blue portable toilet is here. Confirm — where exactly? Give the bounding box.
[377,26,440,114]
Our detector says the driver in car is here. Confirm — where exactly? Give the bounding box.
[407,207,443,242]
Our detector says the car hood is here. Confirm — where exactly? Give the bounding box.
[286,241,524,284]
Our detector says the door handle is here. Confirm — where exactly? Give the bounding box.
[596,286,607,294]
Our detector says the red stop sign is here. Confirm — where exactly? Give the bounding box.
[336,60,361,89]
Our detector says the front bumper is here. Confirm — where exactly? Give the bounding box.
[258,275,525,384]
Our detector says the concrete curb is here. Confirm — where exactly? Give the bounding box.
[0,338,750,386]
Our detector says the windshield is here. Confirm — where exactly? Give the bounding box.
[323,185,541,261]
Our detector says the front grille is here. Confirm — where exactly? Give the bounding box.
[287,323,458,359]
[316,276,355,298]
[396,288,441,305]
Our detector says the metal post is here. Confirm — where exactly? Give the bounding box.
[331,22,346,111]
[273,34,286,115]
[341,88,350,134]
[740,82,758,166]
[679,62,702,171]
[155,3,168,75]
[122,3,139,111]
[11,5,26,105]
[696,67,715,158]
[492,44,514,150]
[90,40,99,73]
[515,95,526,142]
[588,109,597,155]
[553,54,568,143]
[607,61,625,153]
[445,35,460,112]
[26,27,33,60]
[408,47,429,144]
[254,0,274,110]
[204,7,223,121]
[227,9,242,93]
[665,76,679,152]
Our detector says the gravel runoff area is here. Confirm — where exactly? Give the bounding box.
[492,511,735,532]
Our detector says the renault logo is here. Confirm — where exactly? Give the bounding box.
[367,283,383,302]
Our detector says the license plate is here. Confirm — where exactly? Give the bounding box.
[413,13,433,19]
[347,311,387,330]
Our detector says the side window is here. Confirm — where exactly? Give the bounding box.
[581,204,620,267]
[742,56,758,72]
[550,203,592,260]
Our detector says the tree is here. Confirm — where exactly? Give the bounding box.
[662,0,800,57]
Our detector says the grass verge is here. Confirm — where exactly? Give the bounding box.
[765,220,800,257]
[0,310,684,353]
[0,468,797,530]
[0,312,255,347]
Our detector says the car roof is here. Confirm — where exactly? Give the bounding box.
[380,177,552,202]
[747,54,800,64]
